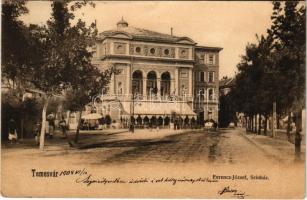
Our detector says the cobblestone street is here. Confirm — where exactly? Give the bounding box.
[100,128,303,165]
[2,128,305,198]
[2,128,303,167]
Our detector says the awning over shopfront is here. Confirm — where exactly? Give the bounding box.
[81,113,103,120]
[120,101,196,117]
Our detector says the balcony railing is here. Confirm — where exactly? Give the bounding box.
[100,93,194,102]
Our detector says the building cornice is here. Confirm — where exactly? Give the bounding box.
[195,45,223,52]
[100,54,195,64]
[98,35,197,46]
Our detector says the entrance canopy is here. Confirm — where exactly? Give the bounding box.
[120,101,196,117]
[81,113,103,120]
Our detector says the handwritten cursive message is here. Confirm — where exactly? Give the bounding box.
[30,168,269,198]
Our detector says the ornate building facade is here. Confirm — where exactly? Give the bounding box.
[91,19,222,127]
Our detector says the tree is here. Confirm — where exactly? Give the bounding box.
[231,43,261,132]
[64,66,114,144]
[2,0,29,84]
[269,1,305,142]
[218,93,236,128]
[231,0,305,146]
[26,0,98,150]
[1,0,39,139]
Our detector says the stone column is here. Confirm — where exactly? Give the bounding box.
[126,65,131,95]
[110,73,114,95]
[143,78,147,98]
[188,68,193,97]
[157,78,161,96]
[170,79,175,95]
[175,67,179,95]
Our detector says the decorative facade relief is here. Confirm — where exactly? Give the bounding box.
[178,68,190,95]
[114,42,127,54]
[179,48,189,59]
[129,43,175,58]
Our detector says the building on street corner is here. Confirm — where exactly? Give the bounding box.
[90,18,222,127]
[219,77,235,96]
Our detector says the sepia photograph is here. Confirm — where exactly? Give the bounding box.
[1,0,306,198]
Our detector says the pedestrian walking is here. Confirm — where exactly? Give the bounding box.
[8,118,18,144]
[59,117,67,138]
[48,115,55,139]
[290,122,296,135]
[34,121,41,145]
[45,120,49,138]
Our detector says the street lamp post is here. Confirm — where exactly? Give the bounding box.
[180,97,182,129]
[180,89,187,129]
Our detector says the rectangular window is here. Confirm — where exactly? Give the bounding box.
[204,53,215,65]
[200,88,205,100]
[209,54,214,65]
[208,72,214,83]
[199,54,204,64]
[200,71,205,82]
[208,88,214,100]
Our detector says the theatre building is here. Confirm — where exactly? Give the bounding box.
[90,18,222,127]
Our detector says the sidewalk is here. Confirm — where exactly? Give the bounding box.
[239,128,305,163]
[254,128,305,145]
[1,128,129,150]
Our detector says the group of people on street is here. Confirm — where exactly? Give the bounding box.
[8,115,69,145]
[8,118,18,144]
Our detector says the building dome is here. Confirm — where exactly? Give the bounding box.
[117,17,128,28]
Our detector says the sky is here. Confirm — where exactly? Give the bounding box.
[20,1,273,78]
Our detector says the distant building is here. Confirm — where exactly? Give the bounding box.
[219,77,235,96]
[91,18,222,126]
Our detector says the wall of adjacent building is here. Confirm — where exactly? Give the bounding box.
[193,48,220,123]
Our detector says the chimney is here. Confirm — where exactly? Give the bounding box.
[171,27,173,36]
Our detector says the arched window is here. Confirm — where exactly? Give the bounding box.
[160,72,171,96]
[208,89,214,100]
[136,115,142,125]
[198,89,204,100]
[132,70,143,95]
[143,116,149,125]
[147,71,157,95]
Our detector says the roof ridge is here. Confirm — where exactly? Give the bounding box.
[99,25,196,44]
[129,26,180,38]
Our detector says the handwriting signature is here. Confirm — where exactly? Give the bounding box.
[76,175,126,186]
[218,186,248,199]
